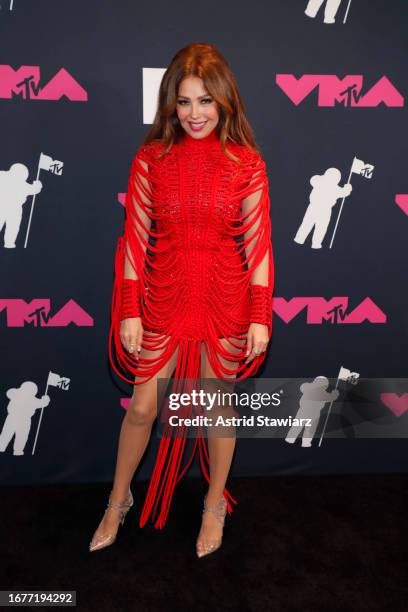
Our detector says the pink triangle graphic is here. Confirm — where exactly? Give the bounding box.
[395,194,408,216]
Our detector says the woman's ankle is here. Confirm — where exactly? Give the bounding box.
[109,486,131,504]
[205,490,226,507]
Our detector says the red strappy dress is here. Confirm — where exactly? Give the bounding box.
[109,127,274,528]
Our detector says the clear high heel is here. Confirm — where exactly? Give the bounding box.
[196,494,227,558]
[89,488,134,552]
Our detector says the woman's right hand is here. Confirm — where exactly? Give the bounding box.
[120,317,143,360]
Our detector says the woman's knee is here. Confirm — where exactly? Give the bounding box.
[126,397,157,426]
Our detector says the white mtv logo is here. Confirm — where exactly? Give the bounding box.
[143,68,167,124]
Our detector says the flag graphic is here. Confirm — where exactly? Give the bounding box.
[338,366,360,385]
[39,153,64,175]
[329,156,374,249]
[350,157,374,179]
[47,370,70,390]
[319,365,360,446]
[32,370,70,454]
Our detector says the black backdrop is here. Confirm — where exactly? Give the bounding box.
[1,0,407,485]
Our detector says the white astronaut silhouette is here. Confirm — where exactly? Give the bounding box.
[294,168,352,249]
[305,0,343,23]
[0,163,42,248]
[0,381,50,455]
[285,376,339,447]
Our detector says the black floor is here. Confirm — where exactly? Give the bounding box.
[2,474,407,611]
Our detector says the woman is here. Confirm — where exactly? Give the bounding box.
[89,42,274,558]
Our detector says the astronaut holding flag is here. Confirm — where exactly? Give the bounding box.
[294,166,353,249]
[305,0,354,25]
[0,382,50,456]
[329,156,375,248]
[24,152,64,248]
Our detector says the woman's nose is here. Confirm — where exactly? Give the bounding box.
[190,103,202,119]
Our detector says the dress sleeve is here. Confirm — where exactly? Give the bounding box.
[122,146,154,291]
[236,149,274,336]
[108,145,156,382]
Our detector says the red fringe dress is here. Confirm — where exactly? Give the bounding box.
[108,127,274,529]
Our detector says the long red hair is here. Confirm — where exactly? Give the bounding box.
[143,42,261,162]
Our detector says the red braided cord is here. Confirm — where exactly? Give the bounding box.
[249,284,272,326]
[119,278,142,321]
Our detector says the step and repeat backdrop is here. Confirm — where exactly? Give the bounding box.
[1,0,407,486]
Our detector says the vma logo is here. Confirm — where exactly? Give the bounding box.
[0,299,94,327]
[0,66,88,101]
[276,75,404,107]
[274,297,386,324]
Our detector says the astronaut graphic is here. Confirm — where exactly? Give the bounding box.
[0,381,50,455]
[285,376,339,447]
[0,163,42,248]
[294,168,352,249]
[305,0,343,24]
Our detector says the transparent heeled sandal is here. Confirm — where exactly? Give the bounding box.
[89,488,134,552]
[196,494,227,558]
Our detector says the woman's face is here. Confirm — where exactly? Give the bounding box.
[176,76,219,139]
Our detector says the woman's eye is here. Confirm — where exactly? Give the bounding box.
[177,98,212,105]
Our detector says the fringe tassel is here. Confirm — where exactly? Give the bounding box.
[139,337,237,529]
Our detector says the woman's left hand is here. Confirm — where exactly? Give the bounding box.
[245,323,270,364]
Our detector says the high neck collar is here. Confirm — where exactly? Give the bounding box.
[180,127,220,149]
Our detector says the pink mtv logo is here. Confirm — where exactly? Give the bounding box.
[276,75,404,107]
[0,66,88,101]
[0,299,93,326]
[274,297,386,324]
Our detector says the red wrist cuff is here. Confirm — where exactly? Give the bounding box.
[120,278,142,321]
[249,284,272,327]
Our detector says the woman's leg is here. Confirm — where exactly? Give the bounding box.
[93,336,179,536]
[197,337,244,544]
